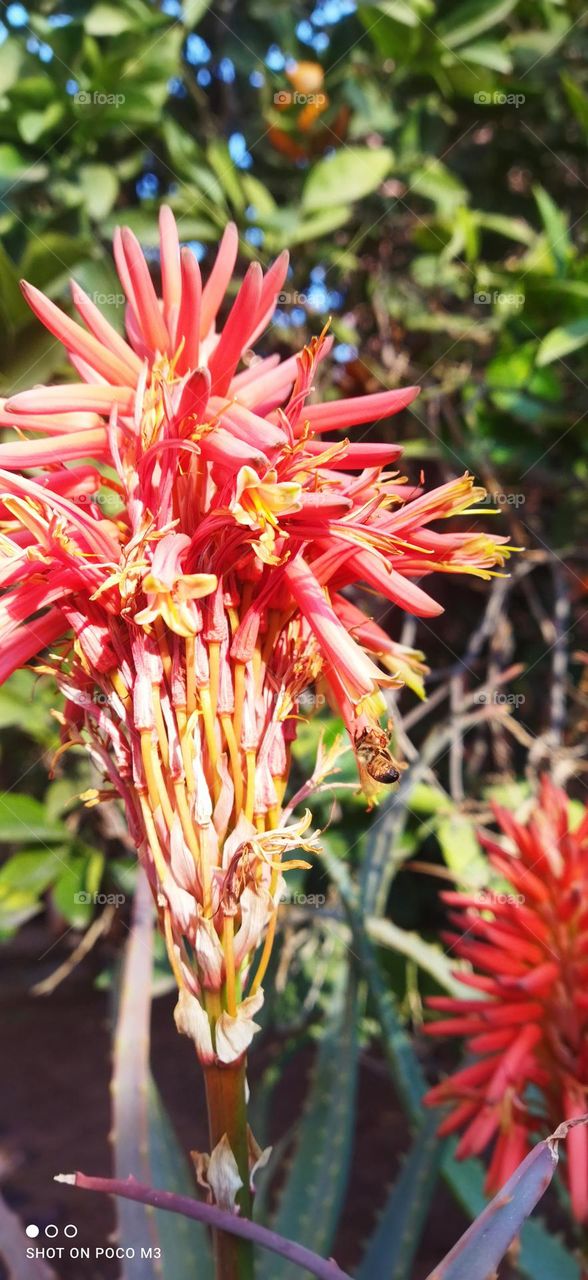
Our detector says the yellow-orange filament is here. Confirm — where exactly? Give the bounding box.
[222,916,237,1017]
[185,636,196,715]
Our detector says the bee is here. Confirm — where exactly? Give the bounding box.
[354,727,402,787]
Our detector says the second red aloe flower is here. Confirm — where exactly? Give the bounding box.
[426,776,588,1223]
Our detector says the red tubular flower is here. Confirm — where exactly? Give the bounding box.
[425,776,588,1221]
[0,210,510,1065]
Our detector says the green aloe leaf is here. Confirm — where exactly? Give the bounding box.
[357,1112,445,1280]
[112,870,212,1278]
[259,967,361,1280]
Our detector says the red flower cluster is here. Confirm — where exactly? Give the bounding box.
[425,776,588,1220]
[0,210,510,1067]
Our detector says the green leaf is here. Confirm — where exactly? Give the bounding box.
[457,40,512,72]
[19,102,65,145]
[533,184,572,273]
[288,205,351,246]
[0,39,23,93]
[411,160,467,214]
[436,0,517,49]
[184,0,213,22]
[562,72,588,134]
[52,851,105,927]
[259,968,360,1279]
[408,784,452,817]
[85,4,136,35]
[0,242,31,335]
[302,146,393,212]
[358,1114,445,1280]
[370,0,434,25]
[0,144,47,195]
[0,794,68,844]
[0,890,42,938]
[363,936,426,1118]
[206,139,245,214]
[242,173,277,218]
[367,917,465,996]
[536,318,588,367]
[0,848,68,896]
[477,212,535,246]
[436,814,489,889]
[79,164,120,219]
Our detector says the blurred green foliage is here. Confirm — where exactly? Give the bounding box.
[0,1,587,1272]
[0,0,585,522]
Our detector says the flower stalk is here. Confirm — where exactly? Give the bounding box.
[203,1057,254,1280]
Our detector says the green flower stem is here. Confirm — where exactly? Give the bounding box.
[204,1055,254,1280]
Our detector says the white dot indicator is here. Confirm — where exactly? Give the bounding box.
[64,1225,78,1238]
[25,1225,39,1239]
[46,1225,58,1238]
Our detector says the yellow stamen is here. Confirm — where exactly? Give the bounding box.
[245,749,256,823]
[249,910,277,997]
[154,618,173,682]
[185,636,196,715]
[152,685,169,769]
[267,804,281,830]
[137,791,168,883]
[140,730,175,831]
[199,684,220,802]
[163,906,184,988]
[221,713,244,814]
[233,661,246,745]
[173,781,211,916]
[209,640,220,719]
[111,670,131,709]
[176,706,196,792]
[222,916,237,1017]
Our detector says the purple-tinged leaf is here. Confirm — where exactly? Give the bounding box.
[426,1117,588,1280]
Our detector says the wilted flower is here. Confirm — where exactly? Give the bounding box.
[425,776,588,1221]
[0,209,509,1066]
